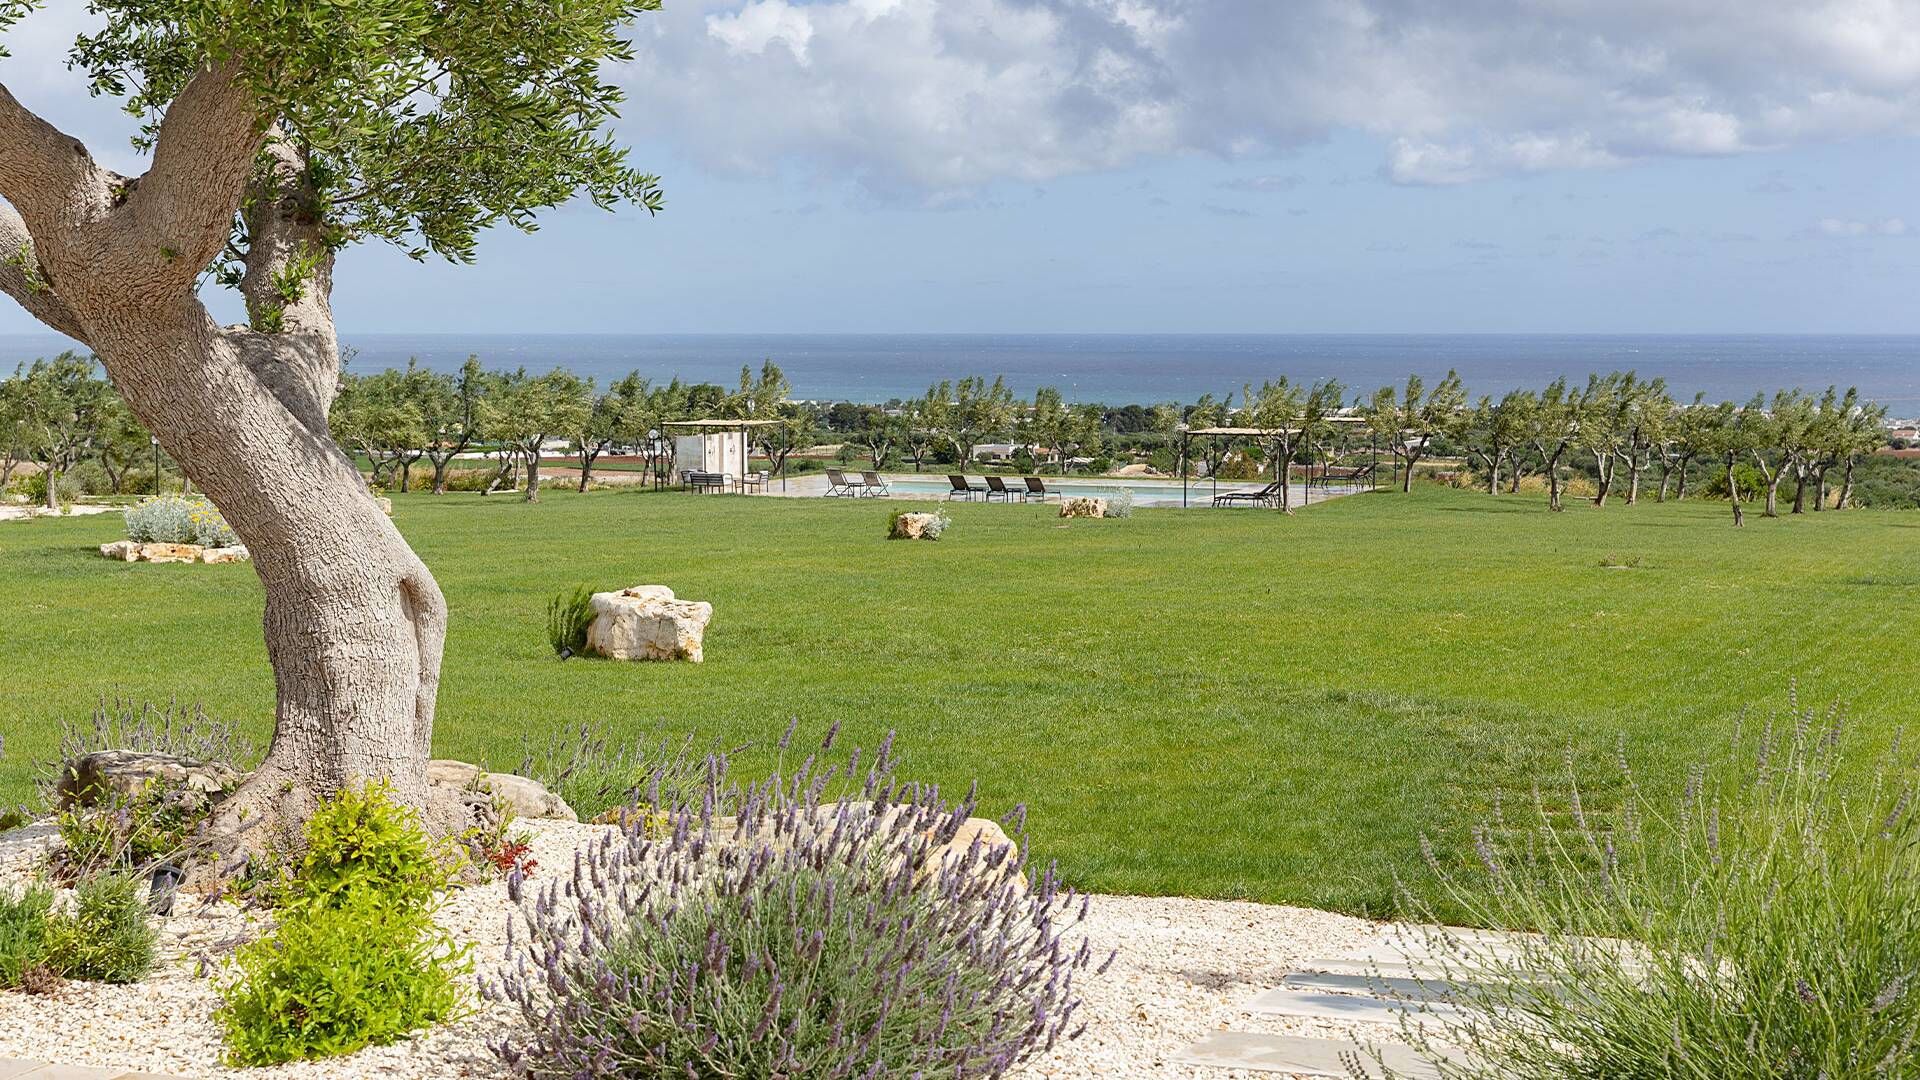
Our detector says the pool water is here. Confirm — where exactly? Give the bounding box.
[878,477,1338,508]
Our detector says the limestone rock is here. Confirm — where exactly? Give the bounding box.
[585,585,712,662]
[929,816,1027,892]
[56,750,240,811]
[1113,462,1161,477]
[1059,496,1108,519]
[426,759,577,821]
[200,545,250,564]
[888,511,943,540]
[138,542,204,563]
[99,540,139,561]
[375,496,393,516]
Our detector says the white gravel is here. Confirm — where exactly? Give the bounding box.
[0,819,1417,1079]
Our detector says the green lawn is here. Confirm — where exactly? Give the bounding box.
[2,486,1914,915]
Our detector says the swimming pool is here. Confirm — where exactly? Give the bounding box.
[876,477,1341,508]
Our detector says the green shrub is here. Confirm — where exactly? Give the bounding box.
[277,782,448,915]
[11,469,80,505]
[123,493,237,545]
[1846,454,1920,510]
[46,872,156,983]
[215,887,465,1065]
[1699,460,1768,502]
[50,776,213,882]
[544,584,594,659]
[1402,695,1920,1079]
[0,883,54,989]
[216,785,469,1065]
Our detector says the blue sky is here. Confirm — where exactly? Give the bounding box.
[5,0,1920,334]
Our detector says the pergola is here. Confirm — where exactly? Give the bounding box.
[662,418,787,492]
[1180,417,1374,508]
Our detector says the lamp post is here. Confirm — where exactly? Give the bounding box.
[1177,423,1189,508]
[151,435,161,494]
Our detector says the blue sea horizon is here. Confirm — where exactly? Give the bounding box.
[4,331,1917,412]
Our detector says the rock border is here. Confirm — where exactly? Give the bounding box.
[100,540,250,564]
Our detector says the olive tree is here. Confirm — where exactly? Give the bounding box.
[1526,377,1583,512]
[1244,377,1304,511]
[1364,370,1466,493]
[0,375,25,489]
[483,368,592,503]
[15,352,112,510]
[419,356,489,495]
[929,375,1015,466]
[0,0,662,845]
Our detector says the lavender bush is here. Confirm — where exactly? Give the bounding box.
[53,695,257,774]
[1391,692,1920,1080]
[489,729,1106,1079]
[514,722,737,821]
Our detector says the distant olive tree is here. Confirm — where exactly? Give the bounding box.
[1365,370,1466,493]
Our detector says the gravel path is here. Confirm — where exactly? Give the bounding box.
[0,820,1414,1080]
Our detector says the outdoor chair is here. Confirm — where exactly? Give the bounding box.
[984,476,1019,502]
[741,470,770,494]
[1021,476,1052,501]
[1212,479,1282,507]
[861,472,891,497]
[946,475,986,501]
[686,471,730,494]
[824,469,863,497]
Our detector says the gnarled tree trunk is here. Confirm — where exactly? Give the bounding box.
[0,71,459,856]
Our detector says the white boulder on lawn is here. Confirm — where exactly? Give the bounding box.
[585,585,713,662]
[1059,496,1108,519]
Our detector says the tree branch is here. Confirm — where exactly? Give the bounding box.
[238,133,335,337]
[117,60,264,290]
[0,199,90,345]
[0,81,100,226]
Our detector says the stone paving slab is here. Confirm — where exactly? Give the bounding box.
[1278,970,1470,1002]
[1171,1033,1449,1079]
[1245,988,1468,1025]
[1303,957,1488,980]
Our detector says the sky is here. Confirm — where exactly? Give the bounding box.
[4,0,1920,335]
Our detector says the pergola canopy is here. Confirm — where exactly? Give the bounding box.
[663,418,785,428]
[1185,417,1367,437]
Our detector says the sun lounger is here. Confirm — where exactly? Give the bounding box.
[1022,477,1052,501]
[861,472,891,497]
[1213,480,1282,507]
[946,475,986,501]
[984,476,1020,502]
[825,469,864,497]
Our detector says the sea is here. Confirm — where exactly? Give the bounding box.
[4,333,1918,414]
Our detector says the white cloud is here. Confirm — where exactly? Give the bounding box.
[1218,173,1304,192]
[9,0,1920,196]
[1817,217,1909,237]
[614,0,1920,194]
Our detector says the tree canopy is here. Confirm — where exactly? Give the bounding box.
[29,0,665,265]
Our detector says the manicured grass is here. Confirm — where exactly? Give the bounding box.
[2,486,1914,915]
